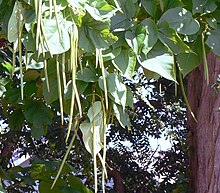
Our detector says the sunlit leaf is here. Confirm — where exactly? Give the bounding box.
[42,14,71,54]
[112,49,136,79]
[140,18,158,55]
[125,25,146,55]
[99,73,127,109]
[102,47,121,61]
[79,17,118,52]
[177,36,202,77]
[110,14,132,32]
[139,41,176,81]
[7,1,25,42]
[192,0,217,14]
[158,22,192,54]
[84,0,117,21]
[67,0,87,9]
[160,7,200,35]
[80,101,105,155]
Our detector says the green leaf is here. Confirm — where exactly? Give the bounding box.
[166,0,184,9]
[25,53,45,70]
[1,62,13,74]
[67,0,87,9]
[80,101,105,155]
[5,87,22,104]
[206,29,220,56]
[139,41,176,81]
[7,1,25,42]
[8,108,25,129]
[67,175,93,193]
[76,68,99,82]
[177,53,200,76]
[43,59,59,104]
[23,100,53,139]
[143,68,160,80]
[79,16,118,52]
[87,101,102,121]
[42,14,71,55]
[99,73,127,109]
[177,35,203,76]
[24,81,38,97]
[119,0,137,18]
[110,14,132,32]
[141,0,157,18]
[112,49,136,79]
[24,70,40,81]
[160,7,200,35]
[126,19,158,56]
[206,17,217,29]
[64,80,88,100]
[23,33,36,52]
[192,0,217,14]
[113,103,131,128]
[84,0,117,21]
[39,179,66,193]
[49,0,68,11]
[64,80,90,115]
[0,1,14,38]
[140,19,158,55]
[102,47,121,61]
[158,22,192,54]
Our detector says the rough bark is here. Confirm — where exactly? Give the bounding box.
[107,167,125,193]
[188,52,220,193]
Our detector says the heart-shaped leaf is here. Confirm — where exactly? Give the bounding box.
[160,7,200,35]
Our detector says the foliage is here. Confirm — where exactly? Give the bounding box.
[1,0,220,192]
[105,71,189,193]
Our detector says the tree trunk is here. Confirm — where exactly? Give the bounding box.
[107,167,125,193]
[188,52,220,193]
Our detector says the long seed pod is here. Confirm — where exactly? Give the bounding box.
[61,53,67,90]
[40,20,52,56]
[36,0,42,51]
[66,24,82,142]
[52,0,62,40]
[51,117,79,189]
[39,30,50,92]
[12,42,17,77]
[179,70,197,122]
[97,49,108,110]
[202,32,209,85]
[56,55,64,124]
[90,98,98,193]
[101,100,107,193]
[72,24,82,117]
[18,10,24,100]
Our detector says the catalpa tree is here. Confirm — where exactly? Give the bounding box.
[0,0,220,192]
